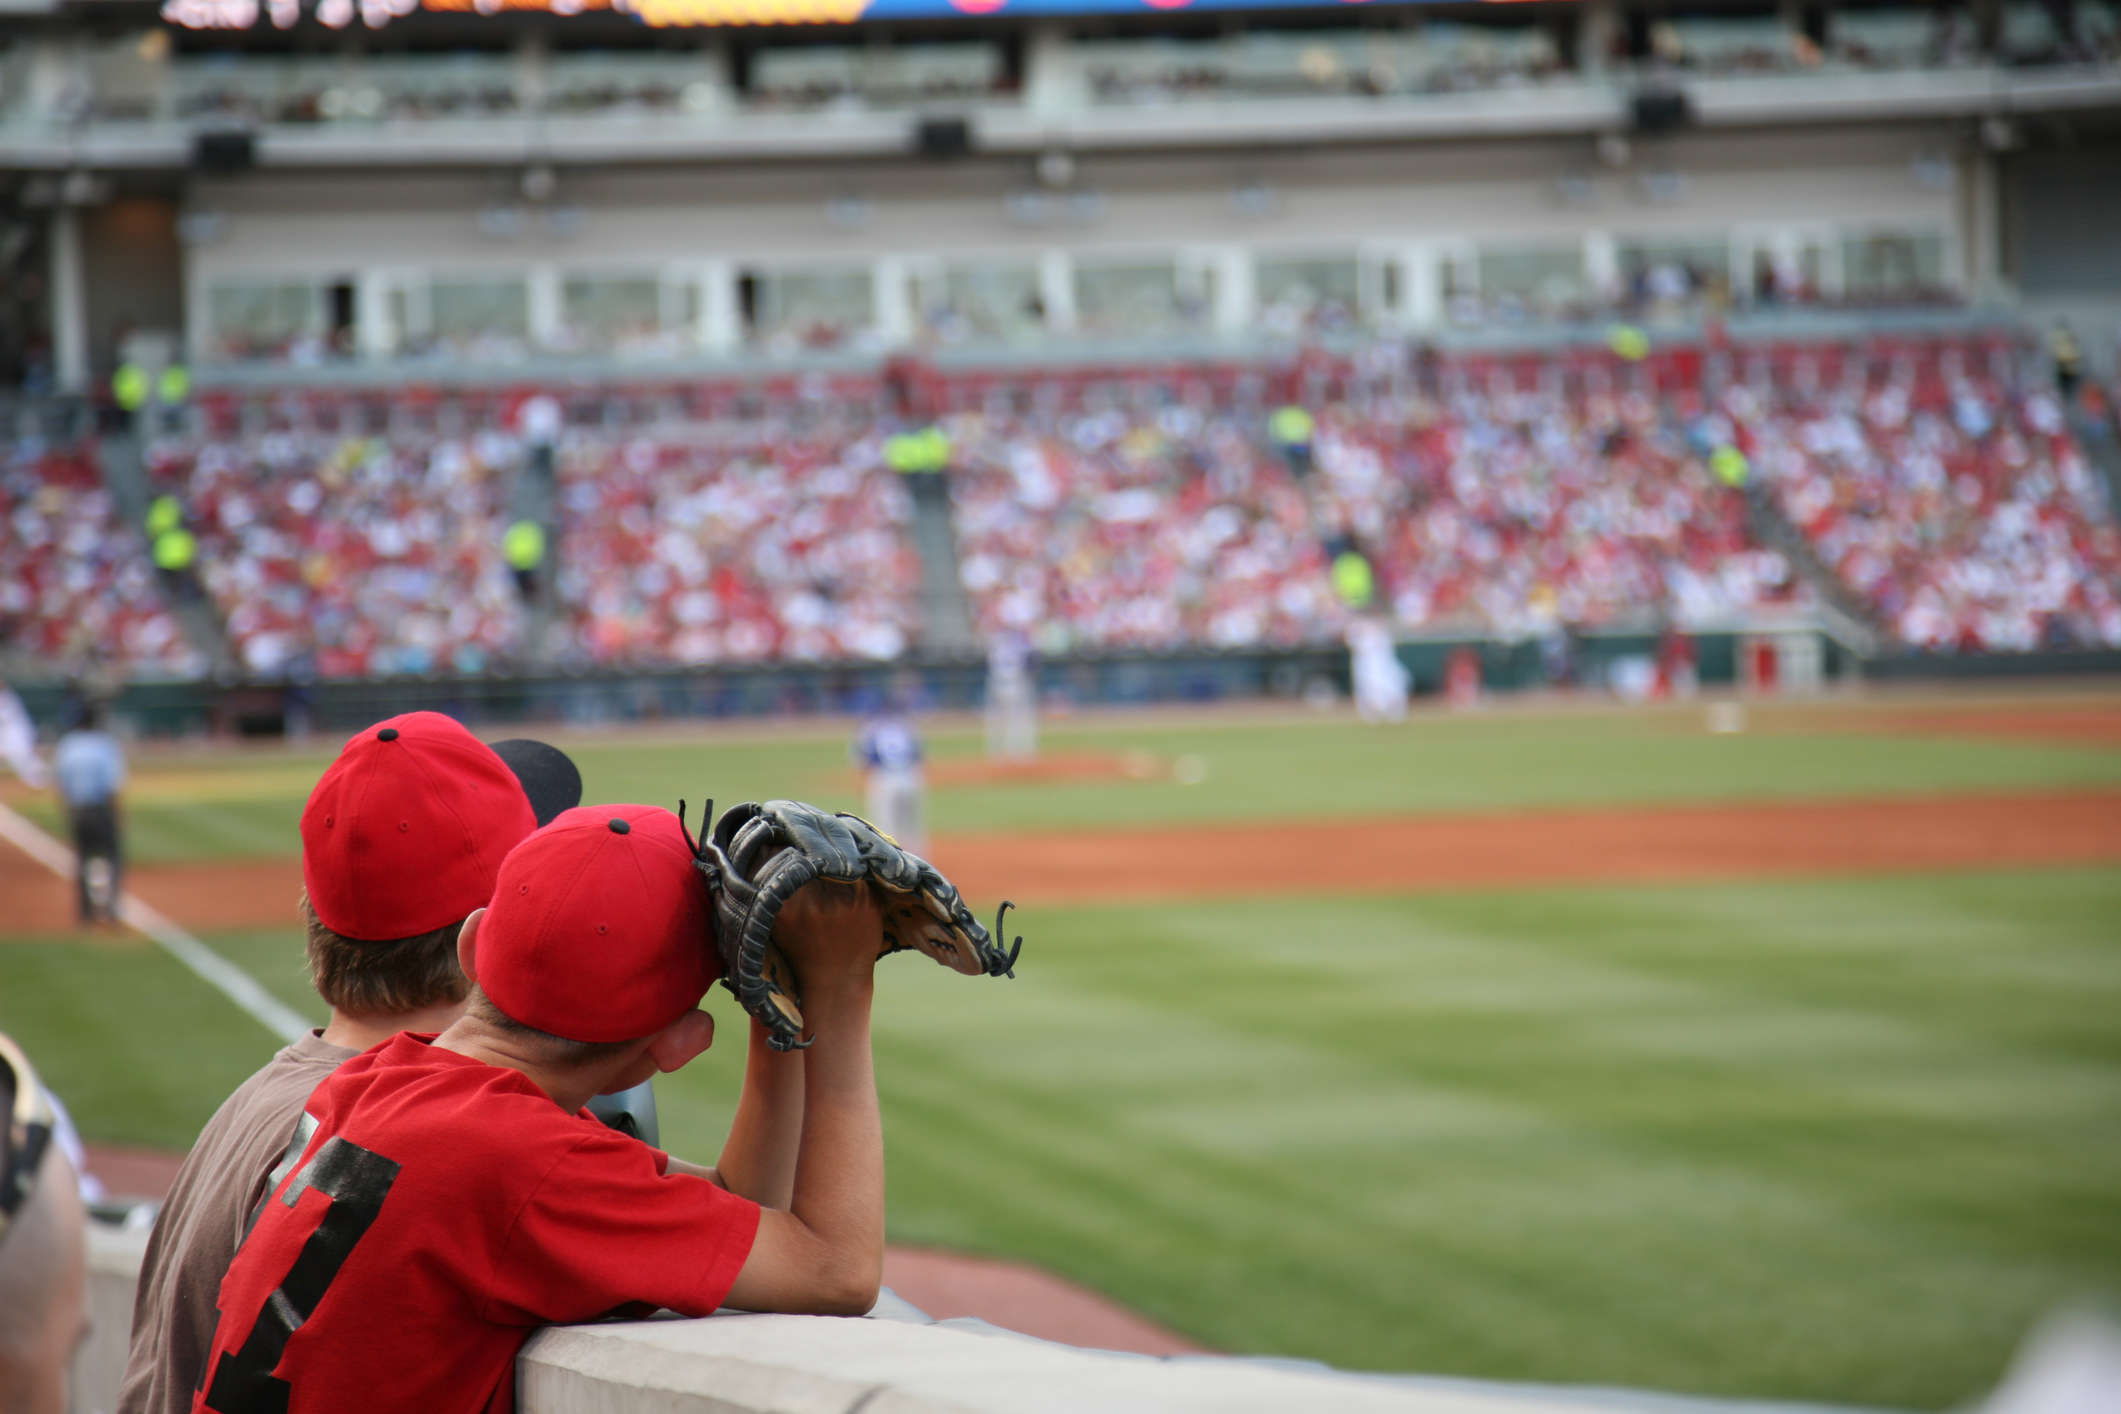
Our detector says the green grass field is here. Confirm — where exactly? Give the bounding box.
[4,695,2119,1409]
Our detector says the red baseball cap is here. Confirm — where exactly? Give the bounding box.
[301,712,540,942]
[475,805,717,1044]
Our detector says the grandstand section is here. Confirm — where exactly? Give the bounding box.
[5,323,2117,694]
[1,0,2118,704]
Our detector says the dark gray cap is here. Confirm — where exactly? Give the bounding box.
[488,738,583,828]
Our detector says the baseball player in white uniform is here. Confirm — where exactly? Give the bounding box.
[1348,617,1410,725]
[854,709,927,854]
[983,630,1037,762]
[0,681,48,789]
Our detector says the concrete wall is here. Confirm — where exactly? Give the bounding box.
[76,1225,148,1414]
[69,1222,1602,1414]
[175,127,1967,355]
[181,126,1960,280]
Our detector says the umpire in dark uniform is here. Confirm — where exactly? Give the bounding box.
[53,703,126,925]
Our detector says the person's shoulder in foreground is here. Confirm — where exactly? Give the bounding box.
[192,802,889,1414]
[120,711,572,1414]
[0,1031,90,1414]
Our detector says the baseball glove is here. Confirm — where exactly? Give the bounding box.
[688,799,1022,1052]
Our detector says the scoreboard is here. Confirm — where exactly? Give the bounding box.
[159,0,1428,28]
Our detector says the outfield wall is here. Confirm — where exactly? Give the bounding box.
[22,638,2121,743]
[17,629,1815,738]
[72,1224,1610,1414]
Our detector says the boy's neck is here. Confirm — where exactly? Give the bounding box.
[321,1001,465,1055]
[431,1013,620,1115]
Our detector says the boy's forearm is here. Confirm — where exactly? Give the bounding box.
[713,1022,805,1209]
[787,978,885,1304]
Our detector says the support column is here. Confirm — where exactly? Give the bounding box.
[1212,245,1251,336]
[515,30,549,116]
[1585,230,1621,304]
[50,207,88,393]
[1038,248,1075,332]
[1577,0,1619,75]
[1401,245,1442,331]
[1022,24,1084,117]
[1963,148,2003,300]
[874,255,913,348]
[355,271,394,360]
[527,263,562,352]
[699,258,739,353]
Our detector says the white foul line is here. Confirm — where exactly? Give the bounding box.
[0,801,308,1044]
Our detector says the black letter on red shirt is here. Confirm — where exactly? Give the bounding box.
[201,1136,401,1414]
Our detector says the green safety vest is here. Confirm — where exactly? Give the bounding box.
[152,528,196,572]
[886,434,924,475]
[888,428,950,475]
[159,365,190,404]
[113,364,149,412]
[1606,324,1651,363]
[1331,551,1374,610]
[918,426,951,471]
[504,520,547,571]
[145,495,183,538]
[1709,445,1750,489]
[1270,406,1314,446]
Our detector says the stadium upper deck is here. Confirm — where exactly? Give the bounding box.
[2,0,2116,425]
[4,0,2117,167]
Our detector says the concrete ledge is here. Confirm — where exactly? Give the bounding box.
[75,1220,1883,1414]
[73,1220,1566,1414]
[518,1313,1588,1414]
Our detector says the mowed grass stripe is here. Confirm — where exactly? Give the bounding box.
[848,867,2120,1408]
[26,705,2121,865]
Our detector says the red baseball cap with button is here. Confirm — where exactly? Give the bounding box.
[475,804,717,1044]
[301,712,539,942]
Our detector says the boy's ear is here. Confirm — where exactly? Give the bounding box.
[456,908,485,984]
[645,1008,714,1074]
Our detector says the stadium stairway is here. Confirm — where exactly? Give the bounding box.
[97,431,238,678]
[2069,405,2121,517]
[910,474,980,655]
[1739,481,1885,651]
[512,436,565,668]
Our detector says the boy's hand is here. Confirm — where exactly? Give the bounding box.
[773,875,884,999]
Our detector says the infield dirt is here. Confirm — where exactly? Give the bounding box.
[7,787,2119,937]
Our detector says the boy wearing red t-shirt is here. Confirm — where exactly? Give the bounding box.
[191,803,887,1414]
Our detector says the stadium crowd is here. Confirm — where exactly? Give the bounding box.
[946,400,1336,650]
[147,428,525,677]
[1726,374,2121,650]
[8,334,2117,682]
[944,380,1799,650]
[1313,384,1804,637]
[551,414,922,666]
[1,436,198,678]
